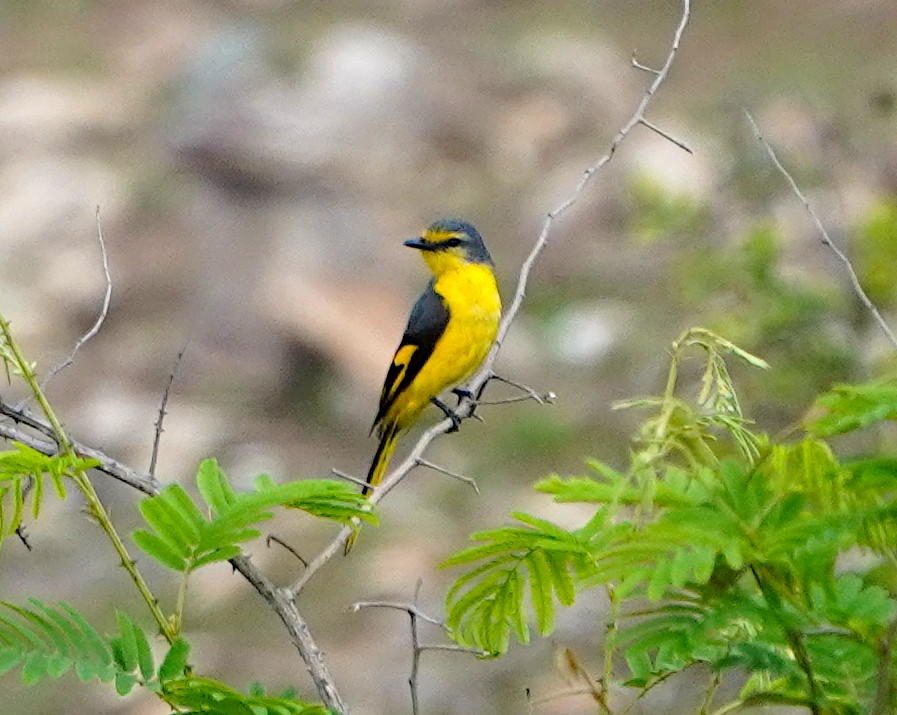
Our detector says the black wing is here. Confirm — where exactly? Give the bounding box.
[371,279,449,431]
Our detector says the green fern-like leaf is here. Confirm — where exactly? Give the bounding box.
[133,459,373,574]
[0,444,96,546]
[442,512,598,655]
[808,378,897,437]
[0,600,119,685]
[163,675,331,714]
[816,379,897,435]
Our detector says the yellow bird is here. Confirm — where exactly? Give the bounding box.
[346,219,501,551]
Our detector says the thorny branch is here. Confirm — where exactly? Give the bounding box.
[744,110,897,352]
[0,401,348,713]
[149,347,185,478]
[287,0,693,599]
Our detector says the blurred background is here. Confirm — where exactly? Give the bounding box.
[2,0,897,713]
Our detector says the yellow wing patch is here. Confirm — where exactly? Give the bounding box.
[387,344,418,399]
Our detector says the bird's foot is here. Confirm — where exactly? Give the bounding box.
[431,397,462,433]
[451,387,474,404]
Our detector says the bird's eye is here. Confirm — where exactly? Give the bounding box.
[445,238,463,248]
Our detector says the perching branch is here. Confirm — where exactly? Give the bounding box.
[744,109,897,352]
[288,0,693,597]
[231,555,348,714]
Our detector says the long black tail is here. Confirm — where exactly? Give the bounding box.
[345,423,401,555]
[363,423,400,496]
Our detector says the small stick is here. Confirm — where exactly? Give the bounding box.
[416,458,480,494]
[638,117,694,154]
[149,347,185,478]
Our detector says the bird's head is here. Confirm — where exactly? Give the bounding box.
[404,219,493,276]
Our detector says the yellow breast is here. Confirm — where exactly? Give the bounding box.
[391,263,501,428]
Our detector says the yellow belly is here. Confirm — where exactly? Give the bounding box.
[388,264,501,430]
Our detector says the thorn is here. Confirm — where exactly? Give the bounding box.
[266,534,308,568]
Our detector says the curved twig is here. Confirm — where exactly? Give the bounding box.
[744,109,897,352]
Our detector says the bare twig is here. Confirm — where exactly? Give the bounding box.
[487,0,691,366]
[476,394,545,406]
[331,468,371,490]
[352,599,447,630]
[619,668,681,715]
[266,534,309,569]
[706,701,746,715]
[289,417,453,596]
[416,458,480,494]
[149,347,185,478]
[638,117,693,154]
[631,53,661,75]
[0,400,158,495]
[744,109,897,352]
[409,582,423,715]
[416,643,483,654]
[485,374,556,406]
[288,0,692,599]
[353,580,486,715]
[699,670,722,715]
[528,686,606,708]
[41,207,113,391]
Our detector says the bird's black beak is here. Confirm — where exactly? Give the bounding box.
[403,237,435,251]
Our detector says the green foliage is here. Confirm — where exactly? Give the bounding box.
[854,199,897,307]
[133,459,374,573]
[808,377,897,437]
[627,174,710,244]
[443,511,605,654]
[0,599,163,688]
[444,329,897,713]
[164,677,331,715]
[0,443,96,547]
[0,600,329,714]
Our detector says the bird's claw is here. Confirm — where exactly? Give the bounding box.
[432,397,463,433]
